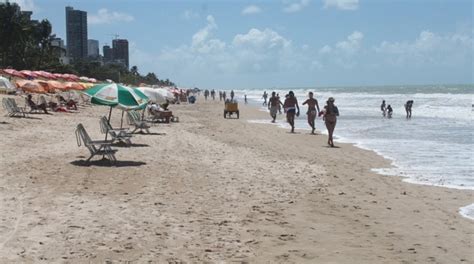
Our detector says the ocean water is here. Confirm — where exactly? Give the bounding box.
[232,85,474,220]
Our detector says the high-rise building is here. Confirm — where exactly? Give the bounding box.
[103,45,113,62]
[112,39,129,69]
[65,6,87,61]
[87,39,99,58]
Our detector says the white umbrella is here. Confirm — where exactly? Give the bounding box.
[155,88,175,100]
[136,87,166,104]
[0,76,16,93]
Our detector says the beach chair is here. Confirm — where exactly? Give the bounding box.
[75,123,118,164]
[3,98,29,118]
[127,110,151,134]
[99,116,132,145]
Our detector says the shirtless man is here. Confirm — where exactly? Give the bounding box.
[302,92,320,134]
[268,91,283,123]
[283,91,300,133]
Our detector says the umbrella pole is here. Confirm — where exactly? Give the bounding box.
[120,110,124,129]
[105,106,112,141]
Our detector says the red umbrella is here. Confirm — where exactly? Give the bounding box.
[2,69,26,78]
[34,71,57,80]
[20,70,39,78]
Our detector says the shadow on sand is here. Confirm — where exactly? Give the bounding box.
[70,159,147,167]
[111,142,150,148]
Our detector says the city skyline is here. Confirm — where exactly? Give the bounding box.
[10,0,474,89]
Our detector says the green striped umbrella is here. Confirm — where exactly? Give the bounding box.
[84,83,148,110]
[84,83,149,137]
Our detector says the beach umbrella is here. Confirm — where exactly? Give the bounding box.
[38,80,67,93]
[79,82,94,89]
[84,83,149,119]
[64,82,85,91]
[136,87,166,104]
[2,69,26,78]
[155,88,175,100]
[34,71,57,80]
[0,76,16,93]
[15,79,46,93]
[20,70,39,79]
[84,83,149,138]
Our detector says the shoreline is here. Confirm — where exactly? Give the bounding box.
[0,94,472,263]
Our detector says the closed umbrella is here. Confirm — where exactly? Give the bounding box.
[2,69,26,78]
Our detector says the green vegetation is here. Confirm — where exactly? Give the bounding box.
[0,2,174,86]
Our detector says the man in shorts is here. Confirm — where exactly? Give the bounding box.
[302,92,320,134]
[268,92,283,123]
[283,91,300,133]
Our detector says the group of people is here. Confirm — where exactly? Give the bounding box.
[266,91,339,147]
[26,94,78,114]
[381,99,414,119]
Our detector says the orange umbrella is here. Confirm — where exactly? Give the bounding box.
[38,80,67,93]
[15,79,46,93]
[64,82,84,90]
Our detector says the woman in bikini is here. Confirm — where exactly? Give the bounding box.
[323,97,339,147]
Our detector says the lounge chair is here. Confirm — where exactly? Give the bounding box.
[25,96,48,114]
[99,116,132,145]
[127,110,151,134]
[3,98,29,118]
[75,123,118,164]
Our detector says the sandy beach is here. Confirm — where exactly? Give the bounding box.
[0,94,472,263]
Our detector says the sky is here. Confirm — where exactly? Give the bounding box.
[6,0,474,89]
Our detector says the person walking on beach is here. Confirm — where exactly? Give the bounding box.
[244,94,248,104]
[302,92,320,134]
[283,91,300,133]
[204,90,209,100]
[262,91,268,106]
[381,100,386,117]
[230,90,235,101]
[268,91,283,123]
[405,100,413,119]
[323,97,339,147]
[219,91,223,101]
[387,104,393,118]
[211,89,216,100]
[223,91,227,101]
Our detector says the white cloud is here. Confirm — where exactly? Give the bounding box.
[88,8,134,25]
[182,9,199,20]
[242,5,262,15]
[335,30,363,54]
[283,0,310,13]
[7,0,37,11]
[323,0,359,10]
[319,45,332,54]
[374,30,473,66]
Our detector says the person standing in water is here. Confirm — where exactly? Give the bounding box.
[381,100,386,117]
[283,91,300,133]
[323,97,339,147]
[262,91,268,106]
[387,104,393,118]
[268,92,283,123]
[405,100,413,119]
[302,92,320,134]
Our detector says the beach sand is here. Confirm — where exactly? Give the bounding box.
[0,94,472,263]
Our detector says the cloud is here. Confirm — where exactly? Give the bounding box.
[7,0,37,11]
[283,0,310,13]
[182,9,199,20]
[323,0,359,10]
[374,30,474,66]
[316,31,364,68]
[88,8,134,24]
[335,30,363,54]
[242,5,262,15]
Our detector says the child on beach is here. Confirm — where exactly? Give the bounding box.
[387,105,393,118]
[323,97,339,147]
[262,91,268,106]
[405,100,413,119]
[283,91,300,133]
[381,100,386,117]
[302,92,320,134]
